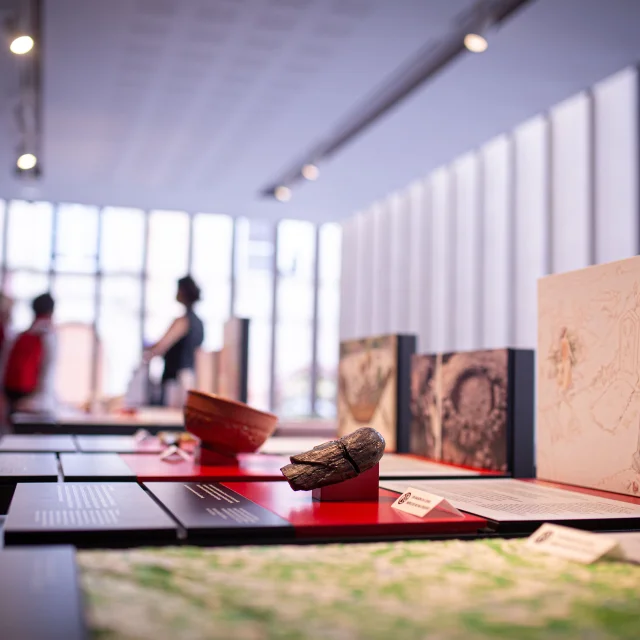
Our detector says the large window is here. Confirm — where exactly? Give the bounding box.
[274,220,315,417]
[234,218,275,412]
[0,199,341,417]
[145,210,190,344]
[99,207,146,396]
[5,201,53,330]
[316,223,342,417]
[191,213,233,351]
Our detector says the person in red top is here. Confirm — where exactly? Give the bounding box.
[3,293,57,416]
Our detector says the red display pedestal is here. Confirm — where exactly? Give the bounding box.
[195,444,239,467]
[312,464,379,502]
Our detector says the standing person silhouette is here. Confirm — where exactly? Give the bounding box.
[3,293,57,416]
[144,276,204,407]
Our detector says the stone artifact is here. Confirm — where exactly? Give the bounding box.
[280,427,385,491]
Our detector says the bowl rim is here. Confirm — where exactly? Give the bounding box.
[186,390,278,420]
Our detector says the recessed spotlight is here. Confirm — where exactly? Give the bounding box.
[17,153,37,170]
[274,186,292,202]
[301,163,319,181]
[464,33,488,53]
[10,35,34,55]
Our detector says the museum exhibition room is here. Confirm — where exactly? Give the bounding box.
[1,0,640,638]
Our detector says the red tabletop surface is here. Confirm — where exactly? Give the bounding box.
[120,453,290,482]
[222,481,488,539]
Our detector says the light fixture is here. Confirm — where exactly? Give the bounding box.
[274,185,292,202]
[463,32,488,53]
[17,153,37,170]
[10,35,34,55]
[301,163,319,181]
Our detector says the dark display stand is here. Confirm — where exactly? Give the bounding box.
[4,482,179,547]
[0,434,77,452]
[145,482,294,543]
[0,452,59,482]
[60,454,136,481]
[410,348,534,477]
[0,546,87,640]
[0,452,59,514]
[11,415,184,435]
[396,335,417,452]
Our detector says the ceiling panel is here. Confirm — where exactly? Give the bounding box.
[0,0,639,222]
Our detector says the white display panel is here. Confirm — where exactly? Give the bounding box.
[339,216,357,339]
[371,202,392,335]
[359,208,376,338]
[481,135,512,349]
[593,66,639,263]
[430,167,454,352]
[390,191,412,334]
[408,179,430,351]
[550,92,593,273]
[453,152,482,351]
[513,115,550,349]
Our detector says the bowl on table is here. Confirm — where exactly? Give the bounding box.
[184,390,278,455]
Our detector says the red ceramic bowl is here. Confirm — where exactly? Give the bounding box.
[184,390,278,455]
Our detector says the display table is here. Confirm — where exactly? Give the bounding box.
[79,537,640,639]
[12,408,184,435]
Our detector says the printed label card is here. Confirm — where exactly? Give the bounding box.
[526,524,622,564]
[391,486,464,518]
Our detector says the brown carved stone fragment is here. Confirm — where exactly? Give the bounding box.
[280,427,385,491]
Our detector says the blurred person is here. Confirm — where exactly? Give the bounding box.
[3,293,57,416]
[144,276,204,407]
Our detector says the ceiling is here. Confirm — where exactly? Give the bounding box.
[0,0,639,223]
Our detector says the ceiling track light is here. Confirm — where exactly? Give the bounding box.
[9,34,34,55]
[274,186,292,202]
[463,7,493,53]
[5,1,43,181]
[301,163,319,181]
[464,32,488,53]
[16,152,37,170]
[259,0,530,201]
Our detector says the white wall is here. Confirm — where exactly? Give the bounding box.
[430,167,454,352]
[481,134,512,349]
[550,92,593,273]
[340,65,640,352]
[453,152,482,351]
[513,114,550,349]
[593,67,639,263]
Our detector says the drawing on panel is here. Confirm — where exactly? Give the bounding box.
[338,335,397,450]
[537,257,640,497]
[409,354,440,459]
[439,350,509,472]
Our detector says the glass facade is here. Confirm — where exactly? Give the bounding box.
[0,199,340,417]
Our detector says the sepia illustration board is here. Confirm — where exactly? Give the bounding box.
[537,256,640,497]
[411,350,509,472]
[338,335,398,451]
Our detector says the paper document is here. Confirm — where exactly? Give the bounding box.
[380,454,480,478]
[379,478,640,521]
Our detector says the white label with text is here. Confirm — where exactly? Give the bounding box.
[391,487,464,518]
[525,523,621,564]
